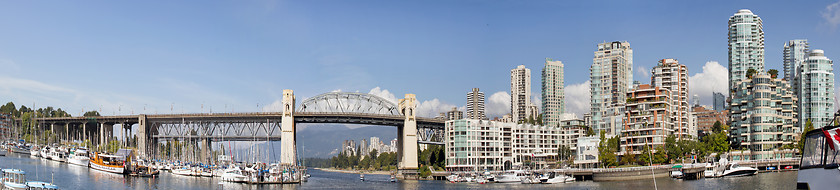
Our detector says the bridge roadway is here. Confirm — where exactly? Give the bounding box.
[36,112,444,128]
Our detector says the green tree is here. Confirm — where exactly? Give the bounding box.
[557,145,574,166]
[768,69,779,79]
[664,135,679,163]
[0,102,17,116]
[746,68,757,79]
[598,131,618,167]
[799,119,815,153]
[84,111,101,117]
[620,151,636,165]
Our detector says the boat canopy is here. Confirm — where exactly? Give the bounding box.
[26,181,59,189]
[114,149,134,158]
[2,169,25,174]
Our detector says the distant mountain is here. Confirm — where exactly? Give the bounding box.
[297,124,397,158]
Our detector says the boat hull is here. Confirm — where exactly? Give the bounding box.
[3,182,28,190]
[91,162,125,174]
[721,169,757,177]
[68,157,90,167]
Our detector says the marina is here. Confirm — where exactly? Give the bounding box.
[0,152,800,189]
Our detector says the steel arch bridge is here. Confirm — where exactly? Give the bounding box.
[299,92,400,115]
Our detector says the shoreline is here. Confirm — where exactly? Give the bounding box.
[314,168,393,175]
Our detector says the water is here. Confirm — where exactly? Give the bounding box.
[0,153,798,189]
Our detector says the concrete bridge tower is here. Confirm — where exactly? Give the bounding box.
[398,94,419,171]
[280,89,297,166]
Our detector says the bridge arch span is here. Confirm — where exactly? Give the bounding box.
[298,92,399,115]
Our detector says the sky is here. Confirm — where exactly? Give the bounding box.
[0,0,839,119]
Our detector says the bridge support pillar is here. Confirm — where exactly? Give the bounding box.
[65,123,70,143]
[280,89,297,166]
[398,94,419,171]
[137,115,149,158]
[201,138,210,164]
[50,123,55,143]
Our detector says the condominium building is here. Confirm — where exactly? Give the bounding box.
[651,58,690,139]
[691,106,729,134]
[784,39,809,81]
[621,84,674,154]
[559,118,587,153]
[591,41,633,136]
[794,49,834,129]
[466,88,486,120]
[542,58,565,127]
[730,73,798,160]
[511,65,532,123]
[728,9,765,95]
[446,107,464,121]
[713,92,726,111]
[445,119,562,171]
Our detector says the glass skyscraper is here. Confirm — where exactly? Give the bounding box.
[728,9,765,95]
[795,49,834,129]
[542,58,565,127]
[784,39,809,81]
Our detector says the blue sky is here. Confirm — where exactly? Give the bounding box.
[0,0,838,118]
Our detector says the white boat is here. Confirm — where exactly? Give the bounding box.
[520,175,541,184]
[670,170,684,178]
[68,149,90,167]
[704,163,717,178]
[496,170,527,183]
[2,169,28,190]
[49,148,67,162]
[25,181,59,190]
[220,166,247,182]
[171,167,193,176]
[40,147,51,160]
[28,146,39,157]
[797,125,840,190]
[538,172,567,184]
[720,163,758,177]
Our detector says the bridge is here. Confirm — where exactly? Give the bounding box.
[33,90,445,173]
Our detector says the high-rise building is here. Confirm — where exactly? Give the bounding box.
[795,49,834,129]
[370,137,381,153]
[651,58,690,139]
[730,73,798,160]
[466,88,486,120]
[621,84,674,154]
[784,39,809,81]
[728,9,765,95]
[542,58,566,127]
[446,107,464,121]
[713,92,726,111]
[360,139,368,157]
[511,65,532,123]
[590,41,633,136]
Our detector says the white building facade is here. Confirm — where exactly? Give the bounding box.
[511,65,532,123]
[542,58,565,127]
[445,119,562,171]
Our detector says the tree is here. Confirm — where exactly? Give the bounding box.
[84,111,101,117]
[637,144,652,166]
[664,135,679,163]
[768,69,779,79]
[598,131,618,167]
[620,151,636,165]
[799,119,815,153]
[0,102,17,116]
[746,68,757,79]
[557,145,574,166]
[712,121,723,133]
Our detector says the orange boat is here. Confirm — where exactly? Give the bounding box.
[90,149,133,174]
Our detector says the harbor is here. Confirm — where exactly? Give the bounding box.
[0,152,799,189]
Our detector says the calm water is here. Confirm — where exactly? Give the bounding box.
[0,153,797,189]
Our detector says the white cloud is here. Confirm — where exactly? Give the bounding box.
[822,1,840,31]
[368,86,398,104]
[416,99,458,118]
[636,66,650,79]
[486,91,511,119]
[262,99,284,112]
[689,61,728,107]
[565,80,590,117]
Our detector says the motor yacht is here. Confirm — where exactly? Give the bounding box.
[720,163,758,177]
[495,170,528,183]
[68,148,90,167]
[220,165,247,182]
